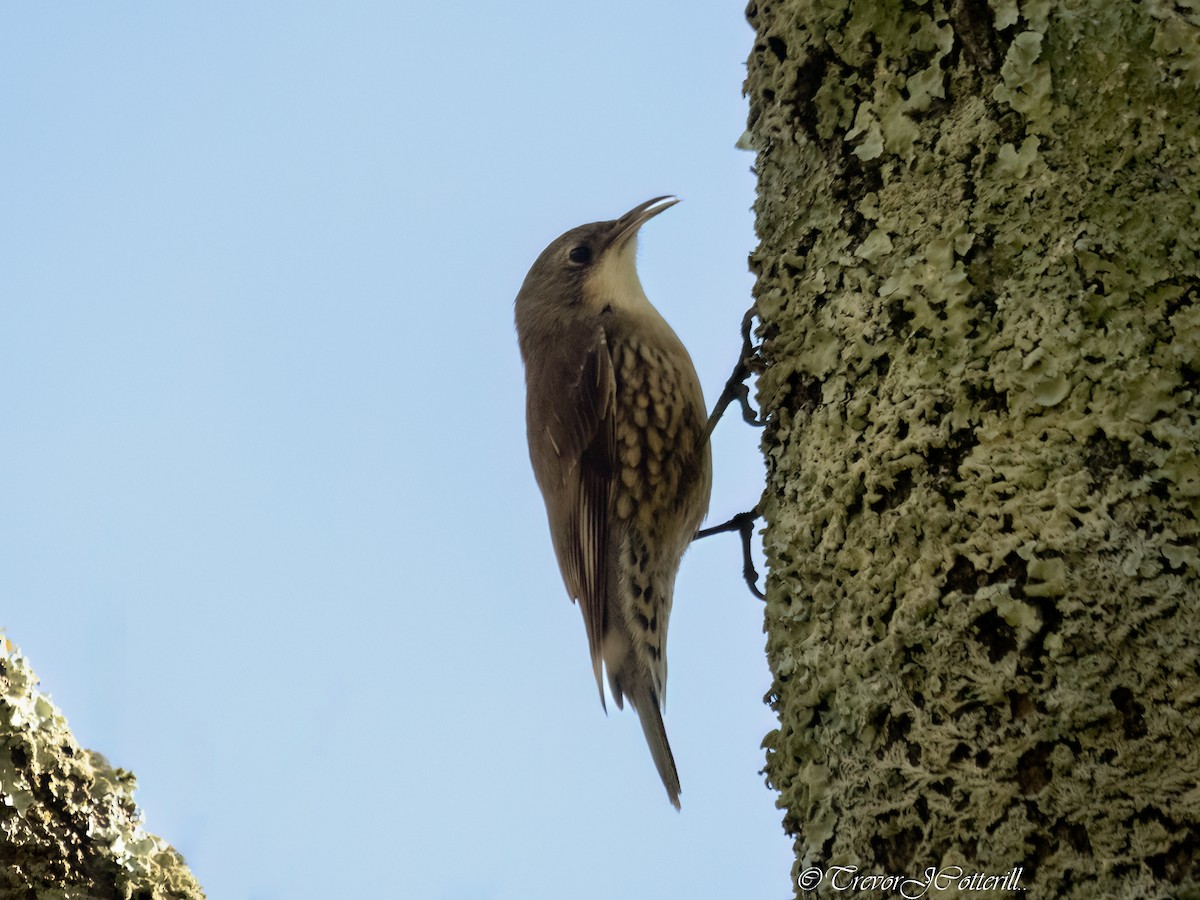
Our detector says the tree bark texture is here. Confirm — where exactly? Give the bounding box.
[744,0,1200,896]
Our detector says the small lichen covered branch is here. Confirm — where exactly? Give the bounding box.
[1,638,204,899]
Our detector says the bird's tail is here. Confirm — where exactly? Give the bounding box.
[630,686,681,809]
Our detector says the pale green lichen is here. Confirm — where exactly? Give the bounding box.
[855,228,894,263]
[745,0,1200,895]
[1147,0,1200,88]
[1,640,204,899]
[993,31,1055,127]
[991,0,1020,31]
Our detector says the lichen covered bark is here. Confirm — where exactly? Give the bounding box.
[744,0,1200,895]
[1,640,204,899]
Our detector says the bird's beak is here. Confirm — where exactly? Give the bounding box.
[606,196,680,251]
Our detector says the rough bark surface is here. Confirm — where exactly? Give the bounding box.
[1,640,204,899]
[744,0,1200,896]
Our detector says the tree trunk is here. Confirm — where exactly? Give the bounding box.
[744,1,1200,896]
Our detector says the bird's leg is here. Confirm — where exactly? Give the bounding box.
[694,507,764,600]
[693,307,766,599]
[698,306,765,451]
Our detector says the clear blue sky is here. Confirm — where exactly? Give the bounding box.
[1,4,790,897]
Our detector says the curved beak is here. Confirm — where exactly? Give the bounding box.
[606,195,680,251]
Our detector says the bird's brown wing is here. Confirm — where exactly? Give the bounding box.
[526,324,616,706]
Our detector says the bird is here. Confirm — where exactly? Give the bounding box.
[514,196,712,808]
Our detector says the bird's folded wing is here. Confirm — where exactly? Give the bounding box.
[528,325,617,704]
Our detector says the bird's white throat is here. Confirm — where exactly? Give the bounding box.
[587,236,655,315]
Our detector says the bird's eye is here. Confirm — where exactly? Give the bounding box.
[568,245,592,265]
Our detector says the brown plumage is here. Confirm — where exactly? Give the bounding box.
[514,197,711,808]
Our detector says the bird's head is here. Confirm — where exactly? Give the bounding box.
[515,196,680,334]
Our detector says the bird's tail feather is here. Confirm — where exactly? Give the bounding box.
[631,687,681,809]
